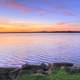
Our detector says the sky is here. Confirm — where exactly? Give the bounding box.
[0,0,80,32]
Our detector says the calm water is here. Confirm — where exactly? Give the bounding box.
[0,33,80,67]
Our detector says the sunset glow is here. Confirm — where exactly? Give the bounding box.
[0,0,80,32]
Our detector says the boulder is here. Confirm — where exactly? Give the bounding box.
[53,62,73,69]
[0,67,21,80]
[40,63,53,74]
[22,63,53,75]
[66,64,80,73]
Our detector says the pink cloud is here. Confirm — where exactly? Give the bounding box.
[54,22,80,31]
[44,0,48,3]
[56,5,75,16]
[56,22,69,25]
[50,4,75,16]
[3,1,32,13]
[58,6,75,16]
[0,0,75,17]
[0,0,47,16]
[63,10,75,16]
[35,8,46,15]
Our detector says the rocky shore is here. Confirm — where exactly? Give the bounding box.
[0,62,80,80]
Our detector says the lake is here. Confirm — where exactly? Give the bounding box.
[0,33,80,68]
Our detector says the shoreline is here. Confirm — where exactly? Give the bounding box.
[0,62,80,69]
[0,31,80,33]
[0,62,80,80]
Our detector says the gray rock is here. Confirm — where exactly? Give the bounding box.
[0,67,21,80]
[66,64,80,73]
[21,63,53,75]
[53,62,73,68]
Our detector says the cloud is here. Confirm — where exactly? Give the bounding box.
[56,22,68,25]
[63,10,75,16]
[53,22,80,31]
[57,6,75,16]
[44,0,48,3]
[0,27,5,29]
[0,0,47,15]
[0,0,76,17]
[49,3,75,17]
[3,1,33,13]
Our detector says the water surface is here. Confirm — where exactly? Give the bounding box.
[0,33,80,67]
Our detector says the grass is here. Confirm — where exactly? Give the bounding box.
[17,68,80,80]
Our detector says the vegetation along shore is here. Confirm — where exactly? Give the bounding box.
[0,62,80,80]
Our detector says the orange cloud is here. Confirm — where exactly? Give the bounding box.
[0,22,50,32]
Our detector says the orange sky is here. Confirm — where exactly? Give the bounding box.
[0,0,80,32]
[0,21,80,32]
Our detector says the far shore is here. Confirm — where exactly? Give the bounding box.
[0,31,80,33]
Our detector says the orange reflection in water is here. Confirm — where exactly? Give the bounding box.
[0,33,80,67]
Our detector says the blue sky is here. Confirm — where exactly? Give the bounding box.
[0,0,80,23]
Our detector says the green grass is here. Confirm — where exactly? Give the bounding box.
[17,68,80,80]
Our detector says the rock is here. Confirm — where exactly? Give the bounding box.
[21,63,53,75]
[21,64,43,74]
[66,64,80,73]
[0,67,21,80]
[40,63,50,71]
[22,64,42,71]
[9,68,21,80]
[40,63,53,74]
[53,62,73,69]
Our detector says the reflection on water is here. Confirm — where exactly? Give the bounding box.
[0,33,80,67]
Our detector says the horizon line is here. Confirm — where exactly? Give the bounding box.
[0,31,80,33]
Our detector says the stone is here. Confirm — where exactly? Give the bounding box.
[53,62,73,69]
[0,67,21,80]
[66,64,80,73]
